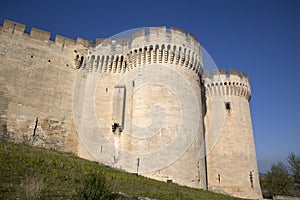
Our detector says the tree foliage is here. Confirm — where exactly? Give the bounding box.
[261,161,292,197]
[288,152,300,184]
[261,153,300,198]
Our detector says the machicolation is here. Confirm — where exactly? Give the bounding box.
[0,19,262,200]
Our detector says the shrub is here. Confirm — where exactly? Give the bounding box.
[79,171,113,200]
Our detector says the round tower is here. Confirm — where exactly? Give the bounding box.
[203,69,262,199]
[73,27,207,189]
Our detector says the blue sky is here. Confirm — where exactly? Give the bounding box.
[1,0,299,173]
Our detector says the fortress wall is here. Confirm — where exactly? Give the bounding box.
[141,65,207,189]
[0,19,262,199]
[88,27,203,75]
[75,28,207,188]
[75,72,125,161]
[83,63,207,189]
[0,20,89,152]
[203,70,262,199]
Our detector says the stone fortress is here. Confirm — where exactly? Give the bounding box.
[0,19,262,199]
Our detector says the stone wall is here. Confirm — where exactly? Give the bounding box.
[203,69,262,199]
[0,20,90,152]
[0,19,262,199]
[73,26,207,189]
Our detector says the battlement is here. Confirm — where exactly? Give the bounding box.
[203,69,249,80]
[1,20,200,52]
[93,26,201,54]
[1,20,203,73]
[85,26,203,75]
[130,26,200,44]
[0,18,262,199]
[1,19,90,48]
[203,69,251,100]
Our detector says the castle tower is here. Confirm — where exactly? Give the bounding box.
[0,19,263,199]
[73,27,208,189]
[203,69,262,199]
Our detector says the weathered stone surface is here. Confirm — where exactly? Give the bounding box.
[203,72,262,199]
[0,19,262,199]
[0,19,84,153]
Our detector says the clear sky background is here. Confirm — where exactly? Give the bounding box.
[1,0,299,173]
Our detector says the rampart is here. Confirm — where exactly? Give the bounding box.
[1,20,203,75]
[1,19,92,48]
[203,69,251,101]
[0,19,262,199]
[83,26,203,75]
[0,19,86,152]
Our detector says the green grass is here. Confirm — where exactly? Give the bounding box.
[0,140,240,200]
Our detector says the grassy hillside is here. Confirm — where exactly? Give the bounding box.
[0,140,240,200]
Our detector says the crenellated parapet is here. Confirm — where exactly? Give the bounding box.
[0,20,92,69]
[0,18,262,199]
[1,20,93,48]
[1,20,203,74]
[203,69,251,101]
[82,26,203,75]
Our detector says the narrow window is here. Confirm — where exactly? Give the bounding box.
[250,171,254,188]
[225,102,231,111]
[80,56,84,66]
[132,81,135,87]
